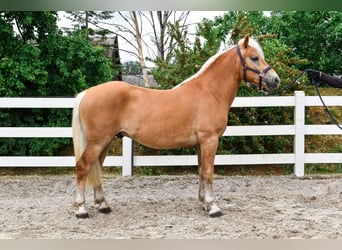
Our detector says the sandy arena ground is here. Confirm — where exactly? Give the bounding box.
[1,174,342,239]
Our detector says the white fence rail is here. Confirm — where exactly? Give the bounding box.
[1,91,342,177]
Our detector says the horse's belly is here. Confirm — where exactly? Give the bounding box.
[132,128,198,149]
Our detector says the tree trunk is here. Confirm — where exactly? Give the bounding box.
[129,11,150,88]
[112,35,123,81]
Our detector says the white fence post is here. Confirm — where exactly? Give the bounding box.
[294,91,305,177]
[122,137,133,176]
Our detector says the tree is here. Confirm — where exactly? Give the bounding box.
[62,11,151,86]
[64,11,113,37]
[153,11,307,91]
[124,11,149,87]
[116,11,190,87]
[111,35,122,81]
[147,11,190,61]
[152,20,197,89]
[267,11,341,75]
[122,61,142,75]
[62,11,191,87]
[0,11,115,156]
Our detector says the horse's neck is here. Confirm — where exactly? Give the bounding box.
[196,51,242,109]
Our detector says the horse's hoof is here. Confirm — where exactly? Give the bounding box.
[76,212,89,219]
[97,201,112,214]
[209,210,223,218]
[75,205,89,218]
[99,207,112,214]
[208,203,223,217]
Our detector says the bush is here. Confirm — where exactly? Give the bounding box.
[0,12,115,156]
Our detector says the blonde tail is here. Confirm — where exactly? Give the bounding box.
[72,91,102,187]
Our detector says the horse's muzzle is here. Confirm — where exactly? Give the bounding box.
[264,74,281,91]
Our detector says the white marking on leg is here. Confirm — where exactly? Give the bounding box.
[74,181,89,217]
[198,177,205,202]
[77,205,87,214]
[204,183,215,204]
[94,186,111,213]
[97,200,110,212]
[94,186,105,203]
[203,183,222,216]
[75,184,85,205]
[208,203,221,217]
[75,204,89,218]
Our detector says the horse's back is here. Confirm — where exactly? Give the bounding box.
[80,81,143,111]
[78,81,202,148]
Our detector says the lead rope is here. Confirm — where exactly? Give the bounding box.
[312,81,342,130]
[265,69,342,130]
[266,70,307,96]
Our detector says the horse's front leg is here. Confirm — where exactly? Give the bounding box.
[197,145,205,202]
[198,138,223,217]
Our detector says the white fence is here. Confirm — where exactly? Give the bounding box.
[1,91,342,177]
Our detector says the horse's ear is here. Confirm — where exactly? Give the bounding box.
[243,35,249,48]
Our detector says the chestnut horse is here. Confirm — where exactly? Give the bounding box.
[72,35,280,218]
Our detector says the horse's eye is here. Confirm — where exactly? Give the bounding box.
[251,56,259,62]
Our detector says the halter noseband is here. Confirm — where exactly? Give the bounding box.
[236,45,273,91]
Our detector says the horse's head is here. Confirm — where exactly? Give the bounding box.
[237,35,280,93]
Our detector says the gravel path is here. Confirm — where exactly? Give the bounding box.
[1,174,342,239]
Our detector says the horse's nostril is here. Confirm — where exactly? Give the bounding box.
[274,77,280,84]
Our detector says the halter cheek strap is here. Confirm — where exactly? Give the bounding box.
[236,45,273,91]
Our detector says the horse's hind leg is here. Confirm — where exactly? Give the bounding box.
[74,153,92,218]
[74,143,106,218]
[94,186,111,213]
[93,144,112,214]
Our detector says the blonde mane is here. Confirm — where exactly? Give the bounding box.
[173,47,234,89]
[173,37,263,89]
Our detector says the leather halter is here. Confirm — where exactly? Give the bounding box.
[236,45,273,91]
